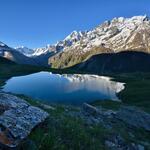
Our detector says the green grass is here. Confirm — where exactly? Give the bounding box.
[18,99,107,150]
[111,73,150,112]
[0,60,150,149]
[17,97,150,150]
[90,100,122,110]
[87,72,150,113]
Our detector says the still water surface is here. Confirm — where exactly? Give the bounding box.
[2,72,124,105]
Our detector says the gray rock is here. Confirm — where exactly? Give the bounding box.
[116,106,150,131]
[39,103,55,110]
[137,144,145,150]
[81,103,117,128]
[0,93,49,148]
[105,134,145,150]
[82,103,116,117]
[82,103,102,116]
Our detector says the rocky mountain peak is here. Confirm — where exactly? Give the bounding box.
[64,31,86,41]
[32,15,150,58]
[15,46,35,56]
[0,41,6,47]
[49,15,150,68]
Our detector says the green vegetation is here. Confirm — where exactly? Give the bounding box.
[0,58,150,149]
[16,96,150,150]
[90,100,122,110]
[83,72,150,113]
[0,57,69,87]
[16,96,106,150]
[112,73,150,112]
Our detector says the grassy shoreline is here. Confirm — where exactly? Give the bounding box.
[0,62,150,149]
[0,61,150,111]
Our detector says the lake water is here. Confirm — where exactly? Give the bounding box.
[2,72,125,105]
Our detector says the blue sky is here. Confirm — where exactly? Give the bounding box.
[0,0,150,48]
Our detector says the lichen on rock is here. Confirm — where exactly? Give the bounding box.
[0,93,49,148]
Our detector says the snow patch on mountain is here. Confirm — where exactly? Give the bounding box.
[15,46,35,56]
[32,31,86,56]
[63,15,150,53]
[3,15,150,59]
[0,42,6,47]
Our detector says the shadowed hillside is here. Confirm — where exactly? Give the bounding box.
[72,51,150,74]
[0,56,15,65]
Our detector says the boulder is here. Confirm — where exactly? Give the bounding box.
[82,103,102,116]
[0,93,49,148]
[82,103,116,117]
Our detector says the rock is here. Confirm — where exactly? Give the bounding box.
[38,103,55,110]
[82,103,102,116]
[116,106,150,131]
[82,103,116,117]
[0,93,49,148]
[105,134,126,150]
[105,134,145,150]
[81,103,117,128]
[137,144,145,150]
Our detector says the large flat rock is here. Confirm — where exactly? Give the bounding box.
[0,93,49,148]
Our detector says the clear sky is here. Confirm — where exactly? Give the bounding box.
[0,0,150,48]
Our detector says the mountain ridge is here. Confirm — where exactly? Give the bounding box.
[48,15,150,68]
[72,51,150,74]
[1,15,150,70]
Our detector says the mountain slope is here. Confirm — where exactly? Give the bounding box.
[0,42,39,65]
[0,56,15,65]
[15,46,35,56]
[32,31,86,57]
[1,15,150,70]
[72,51,150,74]
[49,15,150,68]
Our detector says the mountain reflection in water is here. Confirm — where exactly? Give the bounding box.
[2,72,125,105]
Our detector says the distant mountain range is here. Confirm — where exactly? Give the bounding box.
[1,15,150,73]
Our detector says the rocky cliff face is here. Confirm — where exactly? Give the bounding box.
[49,15,150,68]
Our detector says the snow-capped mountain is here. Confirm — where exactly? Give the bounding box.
[32,31,86,56]
[0,41,6,47]
[0,41,13,56]
[15,46,35,57]
[56,15,150,53]
[49,15,150,68]
[0,41,38,65]
[1,15,150,69]
[0,41,9,50]
[33,45,56,56]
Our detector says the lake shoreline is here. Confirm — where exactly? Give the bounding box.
[0,63,150,149]
[2,72,125,105]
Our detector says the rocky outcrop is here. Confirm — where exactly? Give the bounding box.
[0,93,49,148]
[116,106,150,131]
[82,103,116,118]
[82,103,150,131]
[105,134,145,150]
[81,103,116,127]
[80,103,150,150]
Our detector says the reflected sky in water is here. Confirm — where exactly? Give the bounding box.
[2,72,124,105]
